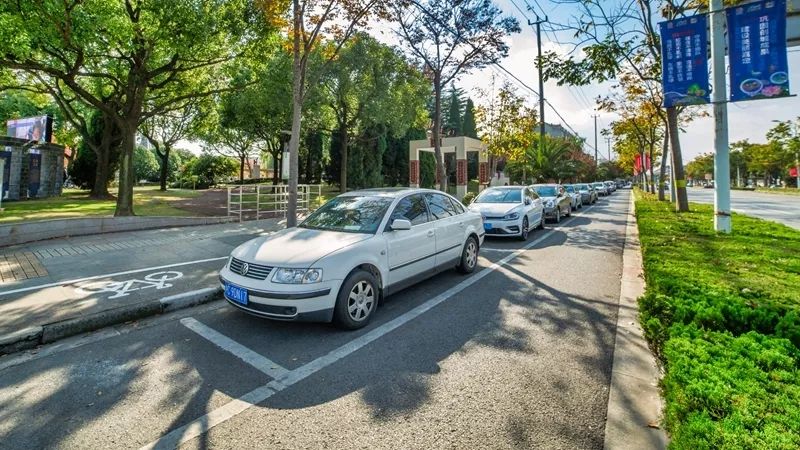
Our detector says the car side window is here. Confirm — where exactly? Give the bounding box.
[448,196,466,214]
[528,189,539,200]
[390,194,429,226]
[426,193,457,220]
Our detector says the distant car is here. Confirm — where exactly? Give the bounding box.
[564,184,583,210]
[219,188,484,329]
[623,182,633,189]
[576,183,598,204]
[592,182,609,196]
[469,186,544,240]
[531,184,572,223]
[604,181,616,193]
[703,181,714,189]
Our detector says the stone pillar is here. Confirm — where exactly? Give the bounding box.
[478,141,489,191]
[456,142,467,199]
[408,142,421,188]
[55,151,64,195]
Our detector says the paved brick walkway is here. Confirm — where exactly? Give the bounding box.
[0,252,48,282]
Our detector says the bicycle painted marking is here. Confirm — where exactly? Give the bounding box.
[75,271,184,299]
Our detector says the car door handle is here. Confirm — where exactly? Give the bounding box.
[458,221,465,227]
[427,230,435,237]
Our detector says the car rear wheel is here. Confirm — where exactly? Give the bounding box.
[566,204,572,217]
[554,208,561,223]
[518,217,529,241]
[333,270,378,330]
[457,236,479,274]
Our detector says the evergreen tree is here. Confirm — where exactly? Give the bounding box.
[462,98,478,138]
[444,85,464,136]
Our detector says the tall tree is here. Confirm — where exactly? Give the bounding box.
[0,0,262,215]
[322,34,429,191]
[443,84,465,136]
[140,100,207,191]
[272,0,384,227]
[394,0,520,192]
[538,0,706,212]
[462,98,478,139]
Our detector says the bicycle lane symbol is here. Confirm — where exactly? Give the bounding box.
[75,271,184,299]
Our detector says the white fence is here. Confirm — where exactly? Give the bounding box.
[227,184,323,222]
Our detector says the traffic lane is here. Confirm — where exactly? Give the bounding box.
[0,311,272,449]
[687,187,800,229]
[0,258,227,334]
[183,194,626,449]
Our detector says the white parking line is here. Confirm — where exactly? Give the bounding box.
[141,203,599,450]
[0,257,228,297]
[180,317,289,380]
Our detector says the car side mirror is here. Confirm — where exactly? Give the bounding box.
[391,218,412,231]
[524,198,531,205]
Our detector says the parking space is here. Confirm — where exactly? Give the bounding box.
[0,192,631,449]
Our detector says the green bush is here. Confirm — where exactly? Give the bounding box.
[634,191,800,448]
[462,191,477,206]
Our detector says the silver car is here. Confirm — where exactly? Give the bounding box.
[592,182,609,196]
[531,184,572,223]
[468,186,545,240]
[575,183,598,204]
[564,184,583,210]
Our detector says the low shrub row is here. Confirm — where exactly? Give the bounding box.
[634,191,800,449]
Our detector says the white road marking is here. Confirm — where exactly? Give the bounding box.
[141,203,600,450]
[76,271,184,299]
[180,317,289,380]
[481,248,521,253]
[0,257,227,297]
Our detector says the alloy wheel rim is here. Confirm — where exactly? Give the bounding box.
[347,280,375,321]
[466,241,477,268]
[522,219,528,239]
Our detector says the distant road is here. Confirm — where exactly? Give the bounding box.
[687,187,800,229]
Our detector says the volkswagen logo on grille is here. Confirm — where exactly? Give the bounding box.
[240,263,250,276]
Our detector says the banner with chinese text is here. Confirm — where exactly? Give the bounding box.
[728,0,790,102]
[659,15,710,107]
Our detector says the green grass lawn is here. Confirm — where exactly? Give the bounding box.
[0,186,201,223]
[635,191,800,449]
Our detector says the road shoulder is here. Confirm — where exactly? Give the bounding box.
[603,193,667,449]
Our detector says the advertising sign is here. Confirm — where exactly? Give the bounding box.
[728,0,790,102]
[6,115,53,143]
[659,15,710,107]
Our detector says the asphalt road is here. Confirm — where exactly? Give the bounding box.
[687,187,800,229]
[0,191,631,449]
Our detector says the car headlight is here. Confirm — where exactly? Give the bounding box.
[272,268,324,284]
[503,212,520,220]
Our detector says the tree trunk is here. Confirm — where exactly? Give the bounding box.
[649,144,656,194]
[667,107,689,212]
[340,121,349,192]
[272,150,280,185]
[658,136,669,200]
[158,147,170,191]
[433,75,446,192]
[114,124,137,216]
[239,155,245,185]
[91,148,112,199]
[287,0,303,227]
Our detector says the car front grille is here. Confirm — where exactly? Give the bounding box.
[483,216,505,220]
[229,257,273,280]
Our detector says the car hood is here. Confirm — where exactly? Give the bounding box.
[540,196,557,203]
[231,227,371,266]
[469,203,520,217]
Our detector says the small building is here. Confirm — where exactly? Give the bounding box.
[0,136,66,200]
[408,136,489,199]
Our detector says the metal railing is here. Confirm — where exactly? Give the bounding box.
[227,184,323,222]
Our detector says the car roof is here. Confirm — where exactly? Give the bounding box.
[343,187,449,198]
[531,183,559,187]
[484,185,526,189]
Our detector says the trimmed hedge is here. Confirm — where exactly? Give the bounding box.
[635,191,800,449]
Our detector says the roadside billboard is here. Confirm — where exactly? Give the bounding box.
[5,115,53,143]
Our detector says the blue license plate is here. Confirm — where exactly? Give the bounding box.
[483,222,492,230]
[224,283,248,305]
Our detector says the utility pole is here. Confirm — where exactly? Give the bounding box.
[530,14,548,148]
[711,0,731,233]
[592,114,599,165]
[605,136,612,161]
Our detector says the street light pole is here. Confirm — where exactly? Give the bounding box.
[711,0,731,233]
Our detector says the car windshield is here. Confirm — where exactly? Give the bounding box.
[578,184,589,190]
[300,195,392,234]
[532,186,558,197]
[565,185,575,193]
[593,183,604,187]
[474,188,522,204]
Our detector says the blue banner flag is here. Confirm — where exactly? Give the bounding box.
[728,0,790,102]
[659,15,710,107]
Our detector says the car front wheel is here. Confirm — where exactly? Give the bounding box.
[333,270,378,330]
[457,236,479,274]
[518,217,529,241]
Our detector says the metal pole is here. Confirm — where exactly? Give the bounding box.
[530,15,548,147]
[606,136,612,161]
[592,114,599,166]
[711,0,731,233]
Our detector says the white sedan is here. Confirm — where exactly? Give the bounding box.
[219,188,484,329]
[467,186,544,240]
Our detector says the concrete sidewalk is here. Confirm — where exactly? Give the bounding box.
[0,218,285,354]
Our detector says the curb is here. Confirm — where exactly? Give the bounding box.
[603,193,668,449]
[0,287,222,355]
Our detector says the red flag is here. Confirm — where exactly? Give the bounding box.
[790,167,798,177]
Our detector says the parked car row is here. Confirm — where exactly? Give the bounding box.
[218,181,621,330]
